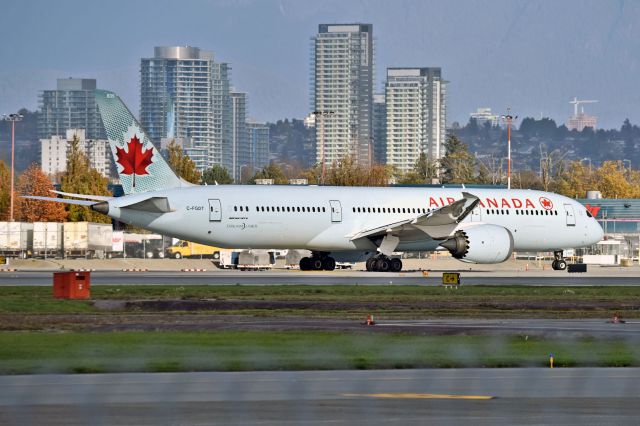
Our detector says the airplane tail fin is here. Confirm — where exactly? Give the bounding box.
[95,89,190,195]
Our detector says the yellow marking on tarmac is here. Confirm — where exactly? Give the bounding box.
[341,393,494,400]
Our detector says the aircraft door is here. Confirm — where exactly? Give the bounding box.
[564,204,575,226]
[329,200,342,222]
[470,206,481,222]
[208,199,222,221]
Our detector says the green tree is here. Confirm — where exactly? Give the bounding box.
[398,153,438,184]
[167,140,201,184]
[0,161,10,220]
[60,136,111,222]
[201,165,234,184]
[249,162,288,184]
[440,134,476,183]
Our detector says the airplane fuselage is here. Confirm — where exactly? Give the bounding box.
[103,185,603,257]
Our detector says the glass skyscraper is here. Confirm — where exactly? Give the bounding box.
[140,46,231,171]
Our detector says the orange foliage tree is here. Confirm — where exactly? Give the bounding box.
[15,163,67,222]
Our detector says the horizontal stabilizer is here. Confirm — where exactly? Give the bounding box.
[120,197,172,213]
[21,195,96,206]
[50,190,112,201]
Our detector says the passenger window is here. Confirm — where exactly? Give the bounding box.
[246,206,249,211]
[322,207,326,212]
[234,206,237,211]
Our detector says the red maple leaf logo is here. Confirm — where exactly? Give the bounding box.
[116,135,153,176]
[539,197,553,210]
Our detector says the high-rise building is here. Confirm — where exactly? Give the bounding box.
[38,78,106,140]
[246,121,270,172]
[312,24,374,167]
[40,129,111,179]
[140,46,231,171]
[385,68,446,174]
[372,93,387,164]
[229,92,248,181]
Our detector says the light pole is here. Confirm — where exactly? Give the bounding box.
[312,110,334,184]
[500,109,518,189]
[2,113,23,221]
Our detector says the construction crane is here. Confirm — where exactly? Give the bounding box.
[570,97,598,116]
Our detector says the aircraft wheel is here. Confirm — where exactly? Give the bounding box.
[390,258,403,272]
[311,258,323,270]
[322,256,336,271]
[366,257,376,271]
[378,257,391,272]
[556,259,567,270]
[300,257,311,271]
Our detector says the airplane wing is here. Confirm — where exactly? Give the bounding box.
[21,195,97,206]
[349,192,480,254]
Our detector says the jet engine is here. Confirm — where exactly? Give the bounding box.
[439,224,514,264]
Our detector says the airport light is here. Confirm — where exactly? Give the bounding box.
[2,113,23,221]
[500,109,518,190]
[312,110,335,184]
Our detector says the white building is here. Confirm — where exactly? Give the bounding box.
[470,107,500,127]
[312,24,374,167]
[40,129,111,179]
[385,68,447,174]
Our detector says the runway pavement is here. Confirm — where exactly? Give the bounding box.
[1,269,639,286]
[1,368,639,425]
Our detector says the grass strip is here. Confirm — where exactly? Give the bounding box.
[0,331,638,374]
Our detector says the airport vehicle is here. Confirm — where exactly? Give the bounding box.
[33,222,63,258]
[26,90,604,272]
[166,240,221,259]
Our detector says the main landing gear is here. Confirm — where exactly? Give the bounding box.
[300,252,336,271]
[366,255,403,272]
[551,250,567,271]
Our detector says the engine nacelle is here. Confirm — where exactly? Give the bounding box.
[440,224,514,264]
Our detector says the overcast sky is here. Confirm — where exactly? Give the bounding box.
[1,0,639,129]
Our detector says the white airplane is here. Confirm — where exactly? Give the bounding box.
[26,90,604,272]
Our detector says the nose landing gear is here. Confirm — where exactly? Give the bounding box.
[551,250,567,271]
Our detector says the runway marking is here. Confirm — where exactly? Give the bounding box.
[341,393,494,400]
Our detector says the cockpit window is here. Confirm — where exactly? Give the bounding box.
[586,209,593,218]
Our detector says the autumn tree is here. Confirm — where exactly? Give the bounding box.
[249,162,289,184]
[593,161,636,198]
[0,161,10,220]
[440,134,476,183]
[554,161,594,198]
[166,140,201,184]
[14,163,67,222]
[60,135,111,223]
[201,164,234,184]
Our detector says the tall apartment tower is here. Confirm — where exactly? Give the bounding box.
[372,93,387,164]
[385,67,446,174]
[312,24,374,167]
[38,78,106,140]
[229,92,248,181]
[246,121,270,173]
[140,46,231,171]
